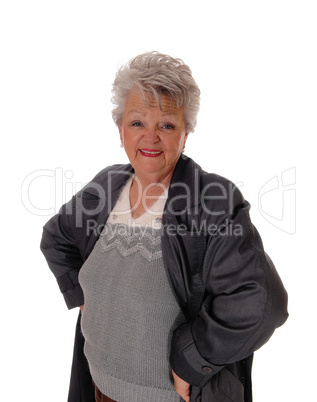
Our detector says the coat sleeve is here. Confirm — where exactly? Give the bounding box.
[40,197,85,309]
[170,189,288,387]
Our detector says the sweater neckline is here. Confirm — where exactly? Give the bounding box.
[107,176,168,227]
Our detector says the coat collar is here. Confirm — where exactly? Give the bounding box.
[83,154,201,258]
[168,154,202,211]
[82,154,202,210]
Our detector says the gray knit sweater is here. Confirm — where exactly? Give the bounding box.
[79,179,184,401]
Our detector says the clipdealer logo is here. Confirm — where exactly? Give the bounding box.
[258,167,296,235]
[21,167,297,234]
[21,168,81,216]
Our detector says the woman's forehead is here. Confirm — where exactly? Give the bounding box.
[125,91,183,116]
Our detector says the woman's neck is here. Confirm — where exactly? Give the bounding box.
[129,173,170,220]
[132,170,173,191]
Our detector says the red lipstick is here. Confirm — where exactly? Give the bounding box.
[139,148,163,157]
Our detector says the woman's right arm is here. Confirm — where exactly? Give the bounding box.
[40,197,85,309]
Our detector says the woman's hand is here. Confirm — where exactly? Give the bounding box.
[172,370,190,402]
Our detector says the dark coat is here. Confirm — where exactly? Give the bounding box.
[40,154,288,402]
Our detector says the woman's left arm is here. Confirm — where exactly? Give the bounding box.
[170,195,288,388]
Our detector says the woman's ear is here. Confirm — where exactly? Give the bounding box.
[181,133,189,152]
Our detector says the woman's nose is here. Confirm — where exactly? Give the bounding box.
[144,126,159,142]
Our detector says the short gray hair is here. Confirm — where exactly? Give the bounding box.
[111,51,200,133]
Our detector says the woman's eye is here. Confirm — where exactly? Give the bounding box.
[162,124,175,130]
[132,121,143,127]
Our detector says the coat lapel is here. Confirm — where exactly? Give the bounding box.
[83,164,134,259]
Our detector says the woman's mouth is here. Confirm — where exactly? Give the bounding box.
[139,149,163,157]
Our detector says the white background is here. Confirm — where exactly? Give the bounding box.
[1,1,316,400]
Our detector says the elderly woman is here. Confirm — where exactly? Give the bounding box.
[41,52,288,402]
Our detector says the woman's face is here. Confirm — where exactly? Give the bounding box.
[118,91,188,184]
